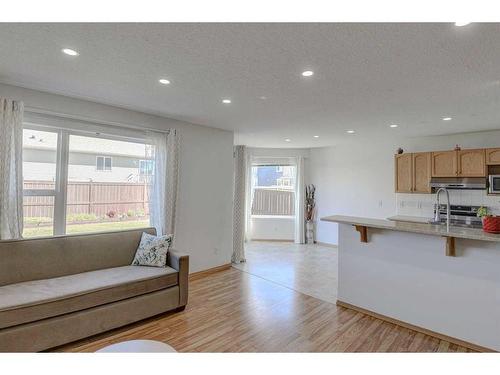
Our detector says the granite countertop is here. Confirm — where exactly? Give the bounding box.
[387,215,432,224]
[321,215,500,243]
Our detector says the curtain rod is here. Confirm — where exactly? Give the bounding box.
[24,106,174,134]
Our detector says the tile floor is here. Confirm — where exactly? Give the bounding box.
[232,241,338,304]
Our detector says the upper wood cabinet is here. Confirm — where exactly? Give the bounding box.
[486,148,500,165]
[396,148,489,193]
[395,153,413,193]
[457,149,485,177]
[394,152,431,193]
[412,152,431,193]
[431,151,457,177]
[431,149,486,177]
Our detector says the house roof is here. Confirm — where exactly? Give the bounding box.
[23,129,150,158]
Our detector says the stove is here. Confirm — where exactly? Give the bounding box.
[433,205,484,228]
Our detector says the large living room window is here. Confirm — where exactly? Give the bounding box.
[250,164,296,217]
[22,125,153,238]
[22,128,59,237]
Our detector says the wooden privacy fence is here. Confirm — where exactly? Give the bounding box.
[23,180,150,218]
[251,188,295,216]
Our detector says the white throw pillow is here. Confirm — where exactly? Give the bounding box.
[131,232,173,267]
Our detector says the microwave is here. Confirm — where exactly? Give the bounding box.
[489,175,500,194]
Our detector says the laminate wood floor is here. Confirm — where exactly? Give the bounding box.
[56,267,473,352]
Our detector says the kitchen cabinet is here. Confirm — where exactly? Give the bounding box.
[395,153,413,193]
[412,152,432,193]
[394,152,431,193]
[457,149,485,177]
[431,149,486,177]
[431,151,457,177]
[486,148,500,165]
[396,148,489,193]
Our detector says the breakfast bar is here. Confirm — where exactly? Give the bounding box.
[322,215,500,351]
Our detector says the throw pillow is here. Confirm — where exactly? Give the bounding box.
[131,232,173,267]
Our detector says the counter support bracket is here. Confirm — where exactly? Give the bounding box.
[354,225,368,243]
[445,236,456,257]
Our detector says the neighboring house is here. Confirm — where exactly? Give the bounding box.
[255,165,294,189]
[23,130,153,183]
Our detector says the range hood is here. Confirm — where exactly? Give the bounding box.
[430,177,486,190]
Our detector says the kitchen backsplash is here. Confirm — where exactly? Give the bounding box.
[397,190,500,218]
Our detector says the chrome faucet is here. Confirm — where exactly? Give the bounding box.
[434,187,451,232]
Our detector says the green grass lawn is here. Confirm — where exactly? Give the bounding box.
[23,220,150,238]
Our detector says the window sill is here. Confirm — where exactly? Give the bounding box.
[251,215,295,219]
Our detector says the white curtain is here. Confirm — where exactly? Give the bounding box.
[148,129,179,237]
[232,145,247,263]
[0,98,24,240]
[294,155,305,244]
[244,153,254,242]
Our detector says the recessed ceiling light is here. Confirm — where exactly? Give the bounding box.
[346,130,355,134]
[455,22,471,27]
[301,70,314,77]
[389,124,399,128]
[442,117,452,121]
[62,48,79,56]
[259,96,267,100]
[222,99,232,104]
[313,135,320,138]
[158,78,171,85]
[285,138,291,142]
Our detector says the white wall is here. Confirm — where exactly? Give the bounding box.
[308,130,500,245]
[1,83,234,273]
[249,216,295,240]
[248,147,310,159]
[247,147,309,241]
[338,222,500,351]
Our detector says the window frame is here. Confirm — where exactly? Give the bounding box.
[250,163,297,218]
[23,123,152,237]
[96,155,113,172]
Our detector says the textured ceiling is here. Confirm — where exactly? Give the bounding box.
[1,23,500,147]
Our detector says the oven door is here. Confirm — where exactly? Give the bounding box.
[489,175,500,193]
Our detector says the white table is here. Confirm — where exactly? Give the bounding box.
[96,339,177,353]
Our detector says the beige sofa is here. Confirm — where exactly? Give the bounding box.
[0,227,189,352]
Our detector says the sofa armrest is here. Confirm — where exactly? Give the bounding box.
[167,250,189,307]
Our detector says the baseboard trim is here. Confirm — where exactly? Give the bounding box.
[189,263,232,281]
[250,239,294,243]
[316,241,338,248]
[336,300,495,353]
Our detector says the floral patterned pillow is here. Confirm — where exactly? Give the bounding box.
[131,232,173,267]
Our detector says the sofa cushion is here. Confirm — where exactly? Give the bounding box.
[131,232,173,267]
[0,227,157,287]
[0,265,178,329]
